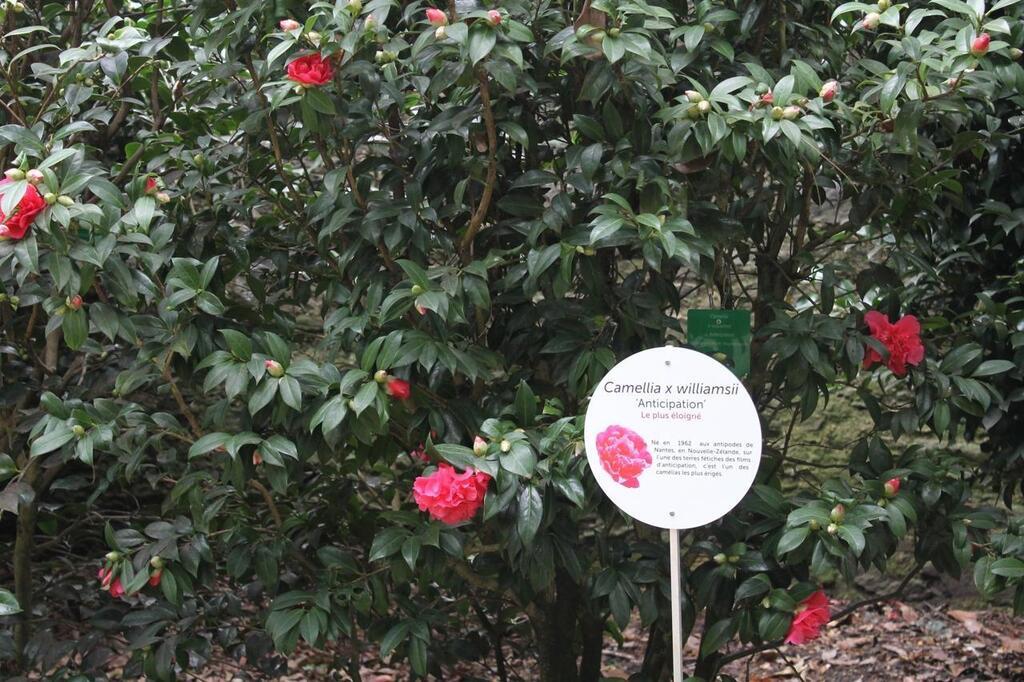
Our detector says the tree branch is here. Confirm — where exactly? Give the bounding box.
[458,69,498,264]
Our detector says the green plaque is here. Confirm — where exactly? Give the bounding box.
[687,309,751,378]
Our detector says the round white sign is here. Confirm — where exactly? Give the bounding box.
[583,346,762,529]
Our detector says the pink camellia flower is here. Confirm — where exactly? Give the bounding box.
[279,18,302,31]
[265,359,285,377]
[862,311,925,377]
[487,9,502,25]
[286,53,335,87]
[970,33,990,56]
[820,80,839,102]
[386,377,411,400]
[145,176,158,194]
[413,463,490,525]
[0,181,46,241]
[884,477,900,497]
[425,8,447,25]
[785,590,830,645]
[98,566,114,590]
[148,569,163,587]
[108,577,125,598]
[595,425,652,488]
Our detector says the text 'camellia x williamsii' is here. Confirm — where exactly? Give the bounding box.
[0,181,45,240]
[286,53,335,87]
[785,590,830,645]
[863,311,925,377]
[413,463,490,525]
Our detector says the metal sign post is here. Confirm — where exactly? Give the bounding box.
[669,528,683,682]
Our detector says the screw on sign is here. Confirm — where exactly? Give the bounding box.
[584,346,762,682]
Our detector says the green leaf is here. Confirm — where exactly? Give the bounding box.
[991,558,1024,578]
[62,308,88,350]
[221,329,253,359]
[502,442,536,477]
[514,381,537,425]
[0,588,21,616]
[972,359,1017,377]
[516,485,543,546]
[837,525,866,556]
[279,376,302,411]
[188,432,229,459]
[700,617,735,657]
[468,23,497,64]
[776,526,810,556]
[370,528,407,561]
[30,426,75,457]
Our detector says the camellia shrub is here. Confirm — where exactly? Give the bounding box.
[0,0,1022,679]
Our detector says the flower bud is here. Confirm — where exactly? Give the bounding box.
[193,153,204,166]
[770,106,784,121]
[697,100,711,115]
[306,31,321,47]
[279,19,301,31]
[294,84,306,95]
[499,439,511,453]
[830,503,845,523]
[4,168,24,181]
[809,519,821,531]
[487,10,502,26]
[105,551,122,562]
[57,195,74,206]
[149,556,164,569]
[11,2,24,13]
[819,80,839,102]
[782,105,801,120]
[1010,48,1023,61]
[684,90,704,102]
[713,552,727,564]
[877,0,891,10]
[426,8,447,26]
[883,477,900,497]
[728,555,740,563]
[252,451,263,466]
[8,296,18,307]
[25,169,44,185]
[826,522,839,535]
[435,25,447,40]
[67,294,83,310]
[473,436,488,456]
[155,192,171,204]
[861,12,880,29]
[374,369,389,384]
[970,33,990,56]
[607,27,620,37]
[686,104,702,119]
[72,424,86,437]
[347,0,362,13]
[265,359,285,377]
[410,284,424,295]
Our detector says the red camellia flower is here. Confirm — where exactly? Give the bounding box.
[820,80,839,102]
[425,8,447,25]
[971,33,990,56]
[386,377,411,400]
[884,477,900,496]
[286,53,335,87]
[595,425,652,488]
[413,463,490,525]
[0,181,46,241]
[109,577,125,598]
[862,311,925,377]
[785,590,830,645]
[98,566,113,590]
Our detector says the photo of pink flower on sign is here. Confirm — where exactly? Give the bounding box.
[595,425,652,488]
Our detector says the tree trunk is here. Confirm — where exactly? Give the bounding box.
[532,569,581,682]
[578,611,605,682]
[13,457,40,670]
